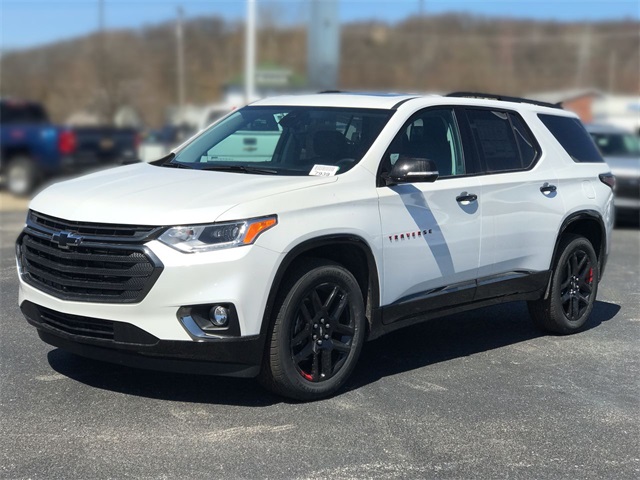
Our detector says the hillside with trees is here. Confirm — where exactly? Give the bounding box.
[1,14,637,127]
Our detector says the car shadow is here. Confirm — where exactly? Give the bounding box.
[46,350,281,407]
[47,300,620,405]
[347,299,620,392]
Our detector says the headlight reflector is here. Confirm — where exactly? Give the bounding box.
[159,216,277,253]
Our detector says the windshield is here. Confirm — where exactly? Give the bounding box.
[170,106,393,175]
[590,132,640,157]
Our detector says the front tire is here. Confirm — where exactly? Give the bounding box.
[259,259,366,401]
[528,234,599,334]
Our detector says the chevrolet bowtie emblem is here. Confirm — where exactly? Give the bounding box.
[51,231,83,249]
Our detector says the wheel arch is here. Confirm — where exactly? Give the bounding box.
[550,210,607,285]
[1,147,33,169]
[259,235,381,340]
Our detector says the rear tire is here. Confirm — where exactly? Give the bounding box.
[259,258,366,401]
[7,156,39,196]
[528,234,598,334]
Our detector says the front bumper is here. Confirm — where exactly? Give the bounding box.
[21,301,264,377]
[18,238,283,340]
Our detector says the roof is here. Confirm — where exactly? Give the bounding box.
[249,91,576,116]
[251,92,421,109]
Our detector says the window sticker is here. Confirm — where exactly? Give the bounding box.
[309,164,340,177]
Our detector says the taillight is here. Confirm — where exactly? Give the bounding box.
[599,172,616,190]
[58,130,76,155]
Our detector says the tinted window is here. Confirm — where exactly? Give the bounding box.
[510,113,538,167]
[173,106,392,175]
[0,102,49,124]
[466,109,524,172]
[382,108,465,178]
[590,132,640,157]
[539,114,604,163]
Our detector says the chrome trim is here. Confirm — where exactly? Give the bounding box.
[179,315,226,340]
[393,279,476,306]
[475,270,537,287]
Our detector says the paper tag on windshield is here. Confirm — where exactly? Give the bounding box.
[309,164,339,177]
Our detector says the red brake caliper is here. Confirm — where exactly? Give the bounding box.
[587,267,594,284]
[301,371,313,381]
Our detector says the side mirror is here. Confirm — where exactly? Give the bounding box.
[386,156,439,185]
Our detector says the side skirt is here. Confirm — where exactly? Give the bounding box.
[368,270,550,340]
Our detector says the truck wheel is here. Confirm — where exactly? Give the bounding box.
[7,156,38,196]
[259,259,366,401]
[528,234,599,334]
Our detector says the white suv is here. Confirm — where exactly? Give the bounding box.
[17,92,615,400]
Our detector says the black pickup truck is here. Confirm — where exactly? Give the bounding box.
[1,99,139,195]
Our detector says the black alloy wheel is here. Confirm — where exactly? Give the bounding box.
[528,234,599,334]
[289,282,355,383]
[259,259,366,400]
[559,247,595,321]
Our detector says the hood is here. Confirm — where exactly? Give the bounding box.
[29,163,338,225]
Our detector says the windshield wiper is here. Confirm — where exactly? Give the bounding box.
[198,165,279,175]
[162,160,194,169]
[150,153,183,167]
[164,163,193,169]
[152,154,196,169]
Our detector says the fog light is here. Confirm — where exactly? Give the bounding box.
[210,306,229,327]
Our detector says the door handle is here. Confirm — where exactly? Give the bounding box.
[540,183,557,194]
[456,192,478,203]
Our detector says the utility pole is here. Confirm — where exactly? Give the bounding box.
[245,0,256,104]
[307,0,339,91]
[575,24,592,88]
[98,0,105,73]
[98,0,107,124]
[608,51,617,93]
[176,6,185,122]
[500,26,514,93]
[416,0,427,90]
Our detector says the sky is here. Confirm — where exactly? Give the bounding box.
[2,0,639,51]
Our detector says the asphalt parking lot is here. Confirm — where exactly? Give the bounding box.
[1,204,638,479]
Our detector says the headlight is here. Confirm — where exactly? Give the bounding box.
[158,215,277,253]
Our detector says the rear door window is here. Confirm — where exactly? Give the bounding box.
[510,114,538,167]
[464,108,538,173]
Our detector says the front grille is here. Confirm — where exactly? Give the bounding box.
[38,305,115,340]
[21,301,159,345]
[29,210,160,242]
[18,211,163,303]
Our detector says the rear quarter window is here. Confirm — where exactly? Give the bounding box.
[538,114,604,163]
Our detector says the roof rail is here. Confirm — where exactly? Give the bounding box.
[318,90,345,94]
[446,91,563,110]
